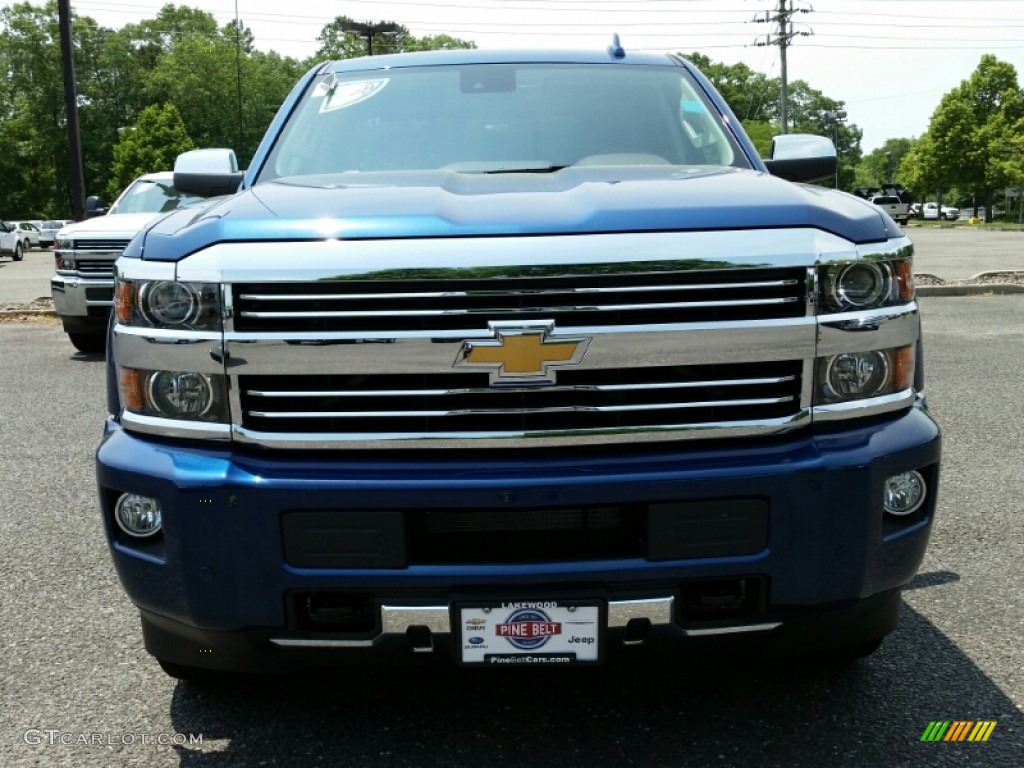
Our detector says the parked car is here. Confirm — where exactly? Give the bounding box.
[919,202,959,221]
[5,220,41,250]
[0,221,25,260]
[39,219,74,248]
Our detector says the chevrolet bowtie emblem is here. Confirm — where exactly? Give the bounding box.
[456,322,591,384]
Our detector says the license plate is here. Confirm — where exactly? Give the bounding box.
[457,600,602,666]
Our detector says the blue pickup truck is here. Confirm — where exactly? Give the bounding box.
[96,43,940,678]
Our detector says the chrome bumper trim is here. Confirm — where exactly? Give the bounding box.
[682,622,782,637]
[269,608,782,648]
[269,596,679,649]
[232,413,810,449]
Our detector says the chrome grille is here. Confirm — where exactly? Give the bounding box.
[72,238,131,253]
[239,361,803,437]
[75,258,116,277]
[232,268,806,334]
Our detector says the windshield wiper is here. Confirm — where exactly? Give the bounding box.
[481,164,570,175]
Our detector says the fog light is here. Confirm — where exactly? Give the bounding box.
[115,493,162,537]
[883,471,926,516]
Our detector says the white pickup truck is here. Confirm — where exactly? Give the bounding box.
[51,172,203,353]
[869,195,910,226]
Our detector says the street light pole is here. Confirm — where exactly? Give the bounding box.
[341,21,401,56]
[824,109,847,190]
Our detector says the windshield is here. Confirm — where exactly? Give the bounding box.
[260,63,748,181]
[110,180,203,214]
[42,220,64,230]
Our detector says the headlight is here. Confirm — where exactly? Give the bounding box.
[815,346,914,404]
[819,260,913,313]
[139,281,202,326]
[57,237,73,251]
[119,367,228,422]
[115,278,221,331]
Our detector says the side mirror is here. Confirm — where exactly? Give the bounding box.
[85,195,107,218]
[174,148,245,198]
[763,134,837,183]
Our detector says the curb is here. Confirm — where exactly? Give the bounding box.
[917,284,1024,297]
[0,309,57,316]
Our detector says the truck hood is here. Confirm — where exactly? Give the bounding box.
[136,167,897,261]
[61,212,166,239]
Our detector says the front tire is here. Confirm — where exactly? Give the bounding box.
[67,331,106,354]
[13,242,23,261]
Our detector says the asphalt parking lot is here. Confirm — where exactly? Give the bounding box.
[1,233,1023,767]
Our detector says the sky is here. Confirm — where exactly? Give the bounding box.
[66,0,1024,154]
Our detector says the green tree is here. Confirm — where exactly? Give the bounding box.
[683,53,861,189]
[0,1,145,215]
[684,53,778,124]
[985,114,1024,222]
[105,103,194,201]
[141,12,302,168]
[900,131,954,209]
[854,138,914,191]
[0,92,46,217]
[922,55,1024,219]
[1,1,69,216]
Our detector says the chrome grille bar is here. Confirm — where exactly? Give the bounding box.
[237,360,804,438]
[72,239,131,252]
[240,297,799,320]
[247,376,797,398]
[238,279,801,302]
[231,266,809,333]
[250,397,795,419]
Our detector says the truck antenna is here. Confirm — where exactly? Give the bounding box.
[608,33,625,59]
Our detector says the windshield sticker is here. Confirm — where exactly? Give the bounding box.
[319,79,390,113]
[681,99,706,114]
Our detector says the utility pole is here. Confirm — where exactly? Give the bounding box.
[234,0,243,152]
[754,1,812,135]
[57,0,85,221]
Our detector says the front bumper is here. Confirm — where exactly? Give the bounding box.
[51,274,114,328]
[96,406,940,669]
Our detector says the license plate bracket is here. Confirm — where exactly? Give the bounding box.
[456,599,604,666]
